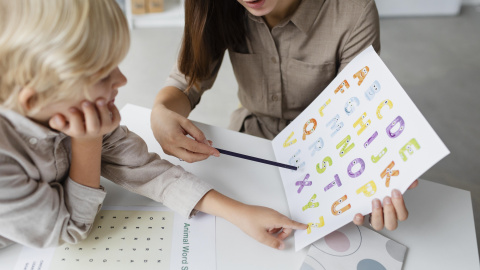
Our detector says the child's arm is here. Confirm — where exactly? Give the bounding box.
[0,99,118,249]
[51,100,121,189]
[99,119,307,249]
[194,190,308,250]
[100,126,213,219]
[0,154,106,248]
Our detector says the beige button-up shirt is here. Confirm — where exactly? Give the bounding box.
[0,107,211,249]
[165,0,381,139]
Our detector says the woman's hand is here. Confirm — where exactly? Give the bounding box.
[49,99,120,140]
[231,204,308,250]
[150,104,219,162]
[353,180,419,230]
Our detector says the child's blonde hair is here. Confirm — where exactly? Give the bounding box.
[0,0,130,115]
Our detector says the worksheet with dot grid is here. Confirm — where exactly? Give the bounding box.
[14,206,215,270]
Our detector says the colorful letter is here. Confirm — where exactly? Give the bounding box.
[302,119,317,140]
[356,181,377,197]
[376,99,393,120]
[318,99,331,117]
[353,66,369,86]
[364,131,378,148]
[381,161,400,187]
[307,216,325,234]
[386,116,405,138]
[371,147,388,163]
[316,156,333,174]
[336,135,355,157]
[296,174,311,193]
[289,149,306,169]
[331,195,351,216]
[324,174,342,192]
[309,137,324,156]
[347,158,366,178]
[334,80,350,94]
[302,194,319,211]
[399,138,421,161]
[353,112,371,136]
[344,97,360,116]
[326,114,344,137]
[365,80,382,101]
[283,131,297,148]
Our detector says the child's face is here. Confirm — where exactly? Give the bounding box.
[32,67,127,125]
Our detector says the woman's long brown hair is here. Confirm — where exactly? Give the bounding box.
[179,0,246,91]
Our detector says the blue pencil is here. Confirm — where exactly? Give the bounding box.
[216,148,297,171]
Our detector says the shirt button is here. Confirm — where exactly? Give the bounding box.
[271,57,277,64]
[29,137,38,145]
[272,94,279,101]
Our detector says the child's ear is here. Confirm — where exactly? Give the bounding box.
[18,87,37,112]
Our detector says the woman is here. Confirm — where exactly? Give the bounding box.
[151,0,418,231]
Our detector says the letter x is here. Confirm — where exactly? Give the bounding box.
[296,174,312,193]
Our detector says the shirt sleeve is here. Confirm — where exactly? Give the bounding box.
[164,52,226,110]
[0,155,106,249]
[100,126,212,219]
[338,0,381,72]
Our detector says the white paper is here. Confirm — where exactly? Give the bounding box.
[271,46,450,251]
[301,223,407,269]
[14,206,215,270]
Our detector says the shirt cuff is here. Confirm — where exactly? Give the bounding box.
[64,177,107,224]
[161,171,213,219]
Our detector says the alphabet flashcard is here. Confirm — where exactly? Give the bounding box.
[271,46,449,251]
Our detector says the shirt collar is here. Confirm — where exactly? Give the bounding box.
[0,106,60,139]
[291,0,324,33]
[247,0,324,33]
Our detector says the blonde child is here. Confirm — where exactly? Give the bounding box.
[0,0,306,250]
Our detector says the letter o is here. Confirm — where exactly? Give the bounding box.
[347,158,365,178]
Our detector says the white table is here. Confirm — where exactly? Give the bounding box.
[1,104,478,269]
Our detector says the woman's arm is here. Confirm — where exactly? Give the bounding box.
[153,86,192,117]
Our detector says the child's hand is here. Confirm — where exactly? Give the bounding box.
[49,99,120,140]
[195,190,306,250]
[232,205,308,250]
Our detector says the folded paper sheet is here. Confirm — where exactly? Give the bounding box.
[301,223,407,270]
[271,46,449,251]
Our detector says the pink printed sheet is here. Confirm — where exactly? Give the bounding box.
[301,223,407,269]
[271,46,449,251]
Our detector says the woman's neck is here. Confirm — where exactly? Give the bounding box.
[264,0,302,29]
